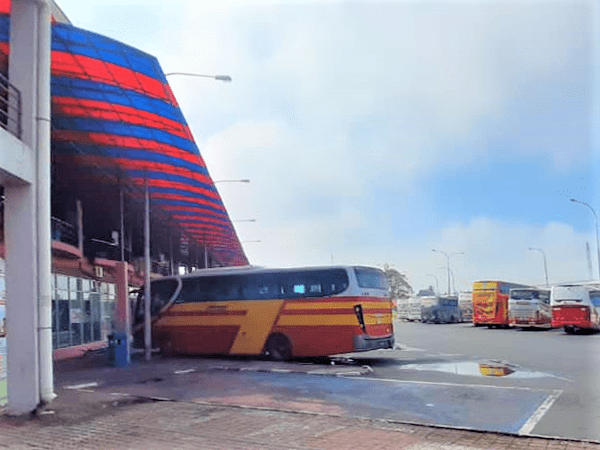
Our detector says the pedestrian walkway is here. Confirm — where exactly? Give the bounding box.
[0,352,598,449]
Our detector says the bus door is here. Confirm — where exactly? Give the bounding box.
[132,278,180,349]
[154,275,248,355]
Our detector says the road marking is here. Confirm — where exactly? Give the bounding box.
[344,376,549,392]
[518,389,563,435]
[174,369,195,374]
[63,382,99,390]
[397,345,426,352]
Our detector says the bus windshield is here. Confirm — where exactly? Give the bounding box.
[354,267,388,290]
[510,290,538,300]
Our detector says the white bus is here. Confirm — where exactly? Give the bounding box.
[458,291,473,322]
[407,295,422,321]
[508,287,552,329]
[551,284,600,334]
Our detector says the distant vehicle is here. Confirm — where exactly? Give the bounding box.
[458,291,473,322]
[551,285,600,334]
[132,265,395,359]
[508,288,552,329]
[421,295,462,324]
[473,281,531,328]
[397,298,410,320]
[0,301,4,337]
[407,288,434,322]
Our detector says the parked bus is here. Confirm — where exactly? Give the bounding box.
[508,287,552,329]
[407,295,422,321]
[396,297,410,321]
[472,281,530,327]
[458,291,473,322]
[132,265,395,359]
[551,284,600,334]
[420,295,462,324]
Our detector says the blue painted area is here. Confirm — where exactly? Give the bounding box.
[214,372,550,433]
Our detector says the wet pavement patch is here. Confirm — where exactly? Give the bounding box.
[398,360,554,379]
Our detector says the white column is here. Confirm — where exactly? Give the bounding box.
[5,0,41,415]
[35,0,54,405]
[4,185,39,414]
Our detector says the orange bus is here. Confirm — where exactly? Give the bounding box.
[472,280,530,328]
[132,265,394,360]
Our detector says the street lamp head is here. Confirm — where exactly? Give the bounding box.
[214,75,232,82]
[570,198,578,203]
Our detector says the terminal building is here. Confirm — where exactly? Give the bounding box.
[0,0,247,410]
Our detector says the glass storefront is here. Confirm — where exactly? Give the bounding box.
[51,274,116,349]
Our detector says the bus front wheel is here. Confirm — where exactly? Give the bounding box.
[265,333,292,361]
[564,326,576,335]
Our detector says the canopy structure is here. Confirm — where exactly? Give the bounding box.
[0,1,248,267]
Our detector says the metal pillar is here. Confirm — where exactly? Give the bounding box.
[143,180,151,361]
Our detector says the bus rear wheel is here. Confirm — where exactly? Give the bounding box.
[564,326,576,335]
[265,333,292,361]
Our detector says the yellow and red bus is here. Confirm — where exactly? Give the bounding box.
[472,280,530,328]
[132,265,394,360]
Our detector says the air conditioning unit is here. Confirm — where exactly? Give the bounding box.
[94,266,104,278]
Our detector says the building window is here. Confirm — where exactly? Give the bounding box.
[52,275,116,349]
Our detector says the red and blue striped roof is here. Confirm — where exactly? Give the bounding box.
[0,1,248,266]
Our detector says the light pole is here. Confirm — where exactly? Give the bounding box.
[528,247,549,286]
[233,219,256,223]
[426,273,439,294]
[242,240,261,244]
[432,249,464,295]
[214,179,250,184]
[570,199,600,281]
[164,72,232,82]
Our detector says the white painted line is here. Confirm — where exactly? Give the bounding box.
[110,393,131,397]
[398,345,426,352]
[63,382,99,390]
[174,369,195,374]
[271,369,292,373]
[518,389,563,435]
[344,376,549,392]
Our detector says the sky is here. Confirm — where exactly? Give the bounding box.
[55,0,600,293]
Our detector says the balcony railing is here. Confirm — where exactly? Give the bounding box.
[51,216,78,247]
[0,71,21,139]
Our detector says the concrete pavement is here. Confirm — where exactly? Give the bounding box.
[0,351,598,449]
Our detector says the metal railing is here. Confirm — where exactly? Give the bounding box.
[0,71,21,139]
[51,216,78,247]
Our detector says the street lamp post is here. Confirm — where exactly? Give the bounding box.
[528,247,549,287]
[432,249,464,295]
[164,72,232,82]
[426,273,439,294]
[233,219,256,223]
[242,240,261,244]
[570,199,600,281]
[214,179,250,184]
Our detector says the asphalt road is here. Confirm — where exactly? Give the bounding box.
[345,321,600,440]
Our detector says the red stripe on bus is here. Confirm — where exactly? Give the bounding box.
[165,310,247,317]
[281,308,391,316]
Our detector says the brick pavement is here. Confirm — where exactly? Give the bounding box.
[1,397,599,450]
[0,353,598,449]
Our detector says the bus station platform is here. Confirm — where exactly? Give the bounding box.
[0,352,598,450]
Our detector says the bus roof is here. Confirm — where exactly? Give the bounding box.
[168,265,384,280]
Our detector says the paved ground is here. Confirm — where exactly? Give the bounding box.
[390,322,600,440]
[0,351,599,449]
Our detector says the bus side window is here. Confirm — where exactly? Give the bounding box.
[242,273,284,300]
[179,278,211,303]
